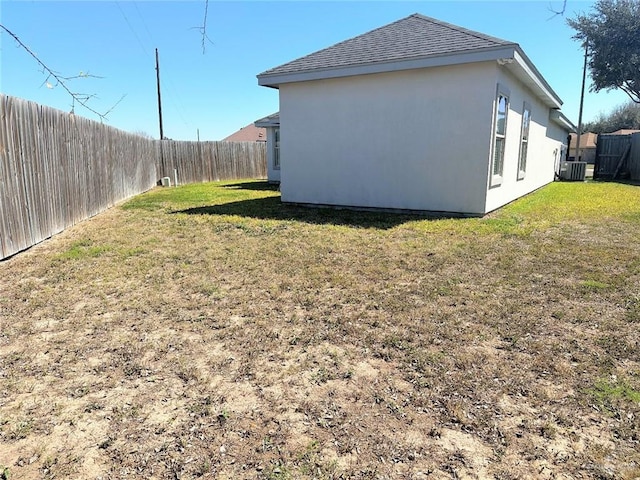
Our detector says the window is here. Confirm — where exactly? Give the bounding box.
[491,86,509,187]
[517,103,531,180]
[273,127,280,170]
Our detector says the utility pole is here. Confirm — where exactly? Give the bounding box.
[576,42,588,161]
[155,48,164,140]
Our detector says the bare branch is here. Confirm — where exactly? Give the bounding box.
[193,0,214,54]
[102,94,128,118]
[548,0,568,18]
[59,72,104,81]
[0,24,120,120]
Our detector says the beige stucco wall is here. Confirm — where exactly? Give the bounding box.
[484,69,566,213]
[546,117,571,175]
[278,61,565,215]
[279,62,497,215]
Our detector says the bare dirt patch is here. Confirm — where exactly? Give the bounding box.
[1,181,639,479]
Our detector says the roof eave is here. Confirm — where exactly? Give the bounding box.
[257,45,517,88]
[550,110,577,133]
[506,48,563,109]
[254,112,280,127]
[254,119,279,127]
[257,45,565,110]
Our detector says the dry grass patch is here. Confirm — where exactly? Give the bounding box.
[1,180,639,479]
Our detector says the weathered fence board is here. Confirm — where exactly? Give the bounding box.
[629,133,640,181]
[0,95,160,259]
[594,133,640,181]
[0,94,267,260]
[156,140,266,185]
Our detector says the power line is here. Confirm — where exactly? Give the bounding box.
[163,71,192,131]
[115,1,151,59]
[133,1,155,47]
[132,1,192,131]
[114,1,191,133]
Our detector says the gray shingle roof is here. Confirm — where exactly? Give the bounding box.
[254,112,280,127]
[259,13,517,77]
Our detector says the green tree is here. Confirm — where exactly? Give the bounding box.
[568,0,640,104]
[585,101,640,133]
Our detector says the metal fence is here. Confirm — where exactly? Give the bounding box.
[0,94,266,260]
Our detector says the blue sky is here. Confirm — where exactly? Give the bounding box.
[0,1,632,140]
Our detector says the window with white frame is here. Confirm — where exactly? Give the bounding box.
[273,127,280,170]
[491,86,509,187]
[517,103,531,180]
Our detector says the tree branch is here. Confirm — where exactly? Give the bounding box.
[620,81,640,104]
[568,0,640,105]
[0,24,121,120]
[548,0,568,18]
[193,0,214,54]
[102,94,128,118]
[59,72,104,81]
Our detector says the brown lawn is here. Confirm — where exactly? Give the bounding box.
[1,180,639,479]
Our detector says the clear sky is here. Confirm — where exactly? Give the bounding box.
[0,0,632,141]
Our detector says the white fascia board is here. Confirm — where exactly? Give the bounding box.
[255,119,280,127]
[550,110,577,132]
[510,49,563,109]
[257,46,517,87]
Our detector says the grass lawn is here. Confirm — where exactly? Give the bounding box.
[1,180,639,479]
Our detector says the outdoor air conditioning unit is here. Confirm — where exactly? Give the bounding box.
[559,161,586,181]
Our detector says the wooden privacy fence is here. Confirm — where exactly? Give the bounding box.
[0,94,266,260]
[0,95,158,260]
[158,140,266,184]
[594,133,640,181]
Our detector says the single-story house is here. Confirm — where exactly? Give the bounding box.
[256,13,575,215]
[222,123,267,142]
[569,132,598,163]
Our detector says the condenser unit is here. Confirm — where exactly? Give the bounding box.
[559,161,586,181]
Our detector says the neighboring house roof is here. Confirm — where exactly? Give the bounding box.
[222,123,267,142]
[608,129,640,135]
[257,13,563,109]
[254,112,280,128]
[569,132,597,150]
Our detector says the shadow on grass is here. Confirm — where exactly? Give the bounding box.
[176,196,443,229]
[222,181,280,191]
[591,178,640,187]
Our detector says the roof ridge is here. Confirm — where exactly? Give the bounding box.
[258,13,522,79]
[409,13,514,46]
[260,15,413,76]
